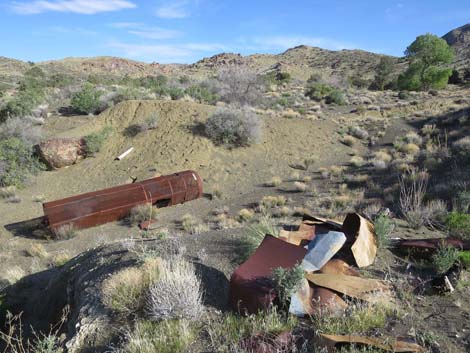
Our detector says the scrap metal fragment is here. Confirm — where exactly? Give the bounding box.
[301,231,346,272]
[395,238,470,251]
[229,235,307,314]
[305,273,392,302]
[116,147,134,160]
[342,213,377,268]
[318,334,425,353]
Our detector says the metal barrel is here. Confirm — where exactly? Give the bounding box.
[43,170,203,231]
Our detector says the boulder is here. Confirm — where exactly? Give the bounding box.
[37,137,86,169]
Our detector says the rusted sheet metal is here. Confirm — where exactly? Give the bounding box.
[229,235,307,314]
[342,213,377,268]
[305,273,393,303]
[319,334,425,353]
[43,170,203,231]
[395,238,470,251]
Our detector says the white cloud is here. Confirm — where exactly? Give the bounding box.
[250,36,356,51]
[109,22,143,29]
[108,40,226,63]
[12,0,136,15]
[128,27,182,40]
[156,1,189,19]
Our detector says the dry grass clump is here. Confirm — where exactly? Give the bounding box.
[211,184,223,199]
[329,165,344,177]
[32,194,46,203]
[3,266,26,284]
[267,176,282,187]
[350,156,364,167]
[102,258,161,316]
[399,169,429,229]
[341,135,355,147]
[0,186,16,199]
[261,195,287,208]
[213,213,239,229]
[181,214,207,234]
[129,203,157,225]
[302,175,312,183]
[349,126,369,140]
[238,208,255,222]
[293,181,307,192]
[117,319,195,353]
[147,256,203,321]
[25,243,49,259]
[54,223,77,240]
[405,131,423,145]
[290,170,301,181]
[400,143,420,156]
[51,251,71,267]
[373,150,392,163]
[318,167,330,179]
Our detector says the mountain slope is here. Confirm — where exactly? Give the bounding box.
[443,23,470,69]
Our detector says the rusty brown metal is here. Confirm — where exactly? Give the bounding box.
[395,238,470,251]
[43,170,203,232]
[229,235,307,314]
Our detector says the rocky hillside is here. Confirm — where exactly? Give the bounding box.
[443,23,470,69]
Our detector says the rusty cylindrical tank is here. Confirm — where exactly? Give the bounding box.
[43,170,203,232]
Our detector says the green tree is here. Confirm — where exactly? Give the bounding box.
[71,83,103,114]
[398,34,454,91]
[373,57,395,90]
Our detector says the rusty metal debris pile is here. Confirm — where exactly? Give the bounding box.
[229,212,426,352]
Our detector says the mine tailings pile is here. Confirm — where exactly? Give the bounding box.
[229,212,469,353]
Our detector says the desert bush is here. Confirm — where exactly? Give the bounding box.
[446,212,470,240]
[455,191,470,213]
[0,116,43,146]
[0,137,43,187]
[325,89,346,105]
[116,319,195,353]
[342,135,355,147]
[0,186,16,199]
[165,86,184,100]
[372,56,395,90]
[185,84,217,104]
[207,307,296,353]
[349,126,369,140]
[54,223,77,240]
[215,66,264,106]
[432,245,460,274]
[147,256,203,321]
[71,83,103,114]
[205,107,262,147]
[399,169,429,229]
[272,265,304,309]
[374,214,394,248]
[268,176,282,187]
[305,82,335,101]
[102,258,161,316]
[293,181,307,192]
[238,208,255,222]
[83,126,112,157]
[129,203,158,225]
[398,91,411,100]
[452,136,470,160]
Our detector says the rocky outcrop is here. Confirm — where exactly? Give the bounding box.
[37,137,86,169]
[443,23,470,70]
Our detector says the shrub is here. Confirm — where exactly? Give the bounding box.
[432,245,459,274]
[305,82,335,101]
[0,137,44,187]
[372,56,395,90]
[54,223,77,240]
[399,169,429,229]
[374,214,394,248]
[455,191,470,213]
[83,126,112,157]
[205,107,262,147]
[129,203,158,225]
[71,83,103,114]
[446,213,470,240]
[238,208,255,222]
[146,256,203,321]
[215,66,264,106]
[349,126,369,140]
[268,176,282,187]
[398,91,411,100]
[452,136,470,161]
[118,319,195,353]
[166,86,184,100]
[271,265,304,309]
[325,89,346,105]
[102,258,161,316]
[0,116,43,146]
[185,84,217,104]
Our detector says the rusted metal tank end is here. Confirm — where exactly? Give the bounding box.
[43,170,204,233]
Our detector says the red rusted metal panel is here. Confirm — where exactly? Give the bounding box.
[396,238,470,251]
[229,235,307,315]
[43,170,203,231]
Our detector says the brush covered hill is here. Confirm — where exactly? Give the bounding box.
[443,23,470,70]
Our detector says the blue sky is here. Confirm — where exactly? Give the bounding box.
[0,0,468,64]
